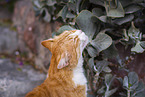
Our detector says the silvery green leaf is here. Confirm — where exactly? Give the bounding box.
[76,0,82,14]
[76,10,97,39]
[88,58,94,70]
[89,0,104,6]
[69,0,74,3]
[103,66,112,73]
[43,9,51,22]
[97,86,105,94]
[66,11,76,18]
[128,72,139,90]
[102,42,118,59]
[90,33,112,53]
[123,29,129,41]
[109,0,117,8]
[134,92,145,97]
[105,1,125,18]
[117,77,123,85]
[119,0,133,7]
[105,74,112,86]
[91,15,107,23]
[128,22,140,40]
[57,25,76,34]
[119,92,127,97]
[135,80,145,94]
[67,2,76,12]
[92,8,104,17]
[123,76,129,88]
[139,33,142,40]
[105,88,118,97]
[58,5,68,19]
[47,0,56,6]
[98,16,107,23]
[96,60,110,73]
[113,14,134,25]
[105,74,116,87]
[131,42,144,53]
[33,0,42,8]
[92,8,107,22]
[125,5,141,14]
[86,46,98,57]
[140,41,145,49]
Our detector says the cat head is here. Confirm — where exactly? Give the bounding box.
[41,30,89,69]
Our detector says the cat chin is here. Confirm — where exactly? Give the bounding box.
[80,37,89,51]
[78,32,89,49]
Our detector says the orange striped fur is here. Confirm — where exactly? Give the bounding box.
[25,30,89,97]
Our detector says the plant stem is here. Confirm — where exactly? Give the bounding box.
[127,89,130,97]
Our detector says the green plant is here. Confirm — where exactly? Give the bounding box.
[118,72,145,97]
[32,0,145,96]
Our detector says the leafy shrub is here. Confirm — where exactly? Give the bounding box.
[32,0,145,96]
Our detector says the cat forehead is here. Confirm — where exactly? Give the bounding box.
[53,30,82,40]
[70,30,82,36]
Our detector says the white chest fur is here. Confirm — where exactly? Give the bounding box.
[72,56,87,87]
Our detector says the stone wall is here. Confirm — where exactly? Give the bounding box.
[0,59,46,97]
[0,27,18,54]
[12,0,62,72]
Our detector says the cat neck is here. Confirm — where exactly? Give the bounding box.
[72,55,87,87]
[48,55,73,78]
[48,55,87,87]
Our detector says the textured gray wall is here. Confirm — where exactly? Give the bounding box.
[0,27,18,54]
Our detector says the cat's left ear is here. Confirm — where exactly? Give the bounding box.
[41,38,54,52]
[57,52,69,69]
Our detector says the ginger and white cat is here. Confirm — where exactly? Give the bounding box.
[25,30,89,97]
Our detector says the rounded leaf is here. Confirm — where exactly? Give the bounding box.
[89,0,104,6]
[123,76,129,88]
[92,8,104,17]
[125,5,141,14]
[103,66,112,73]
[58,25,76,34]
[58,5,68,19]
[90,33,112,53]
[47,0,56,6]
[96,60,110,73]
[102,43,118,59]
[131,42,144,53]
[43,9,51,22]
[105,88,118,97]
[33,0,42,8]
[86,46,98,57]
[76,10,97,39]
[135,80,145,93]
[105,74,116,87]
[105,1,125,18]
[97,86,105,94]
[113,14,134,25]
[128,72,139,90]
[140,41,145,49]
[128,22,140,40]
[88,58,95,70]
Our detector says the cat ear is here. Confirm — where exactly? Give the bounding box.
[57,53,69,69]
[41,38,54,52]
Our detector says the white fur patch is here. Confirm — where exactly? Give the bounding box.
[72,56,87,86]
